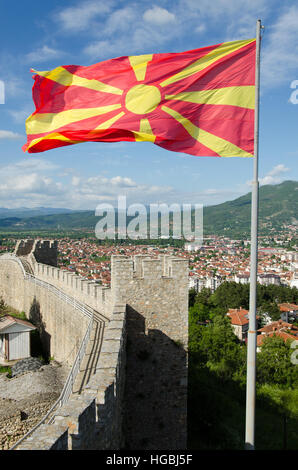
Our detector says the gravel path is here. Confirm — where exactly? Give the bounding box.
[0,361,70,450]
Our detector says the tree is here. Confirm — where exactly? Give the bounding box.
[189,288,197,307]
[195,288,212,307]
[189,302,210,323]
[210,282,249,312]
[258,301,281,321]
[257,336,298,387]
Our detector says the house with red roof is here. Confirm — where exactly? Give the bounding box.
[257,319,298,350]
[226,307,260,342]
[278,303,298,323]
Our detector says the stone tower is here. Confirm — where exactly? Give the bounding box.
[14,239,58,267]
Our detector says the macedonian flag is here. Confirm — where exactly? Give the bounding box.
[23,38,256,157]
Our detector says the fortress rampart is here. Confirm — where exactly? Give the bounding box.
[29,260,113,318]
[15,239,58,267]
[0,254,91,364]
[0,240,189,450]
[15,303,127,450]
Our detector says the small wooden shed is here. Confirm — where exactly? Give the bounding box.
[0,315,36,362]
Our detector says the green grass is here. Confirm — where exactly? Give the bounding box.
[188,363,298,450]
[0,306,28,321]
[0,366,11,376]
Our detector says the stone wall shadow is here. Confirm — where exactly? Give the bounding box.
[123,306,187,450]
[29,297,51,362]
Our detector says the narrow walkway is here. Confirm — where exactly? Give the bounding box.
[72,310,107,394]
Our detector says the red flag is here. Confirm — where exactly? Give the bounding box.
[23,39,256,157]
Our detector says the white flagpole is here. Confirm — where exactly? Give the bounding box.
[245,19,263,450]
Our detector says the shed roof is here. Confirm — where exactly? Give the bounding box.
[0,315,36,333]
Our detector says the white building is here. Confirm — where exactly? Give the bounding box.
[0,315,36,362]
[189,275,222,293]
[257,273,281,286]
[290,272,298,289]
[184,243,201,252]
[234,273,250,284]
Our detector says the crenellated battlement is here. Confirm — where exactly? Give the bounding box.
[111,254,189,280]
[1,241,189,450]
[15,238,58,267]
[27,253,189,320]
[14,239,35,256]
[30,259,112,317]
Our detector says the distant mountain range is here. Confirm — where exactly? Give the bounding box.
[0,180,297,237]
[203,180,298,236]
[0,207,76,219]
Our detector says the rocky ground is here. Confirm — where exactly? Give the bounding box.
[0,360,70,450]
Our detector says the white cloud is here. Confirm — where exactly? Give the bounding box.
[83,39,128,60]
[0,159,62,205]
[57,1,113,32]
[83,18,177,59]
[104,7,136,35]
[258,164,290,185]
[261,6,298,88]
[8,107,33,124]
[110,176,136,187]
[13,158,59,171]
[82,3,181,59]
[143,6,176,26]
[0,130,23,140]
[0,158,173,209]
[195,24,206,34]
[71,176,81,186]
[0,169,62,196]
[24,45,64,64]
[181,0,268,38]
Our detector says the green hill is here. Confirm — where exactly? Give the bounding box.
[0,180,296,238]
[203,180,298,236]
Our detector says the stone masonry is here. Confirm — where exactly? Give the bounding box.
[111,255,189,449]
[15,239,58,267]
[0,241,189,450]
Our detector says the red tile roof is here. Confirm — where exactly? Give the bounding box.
[257,330,297,346]
[278,303,298,312]
[258,320,296,334]
[227,308,249,326]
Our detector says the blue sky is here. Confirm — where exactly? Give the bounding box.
[0,0,297,210]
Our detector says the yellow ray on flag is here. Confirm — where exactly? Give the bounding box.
[133,119,156,142]
[33,67,124,95]
[26,132,84,152]
[160,39,255,87]
[93,111,125,130]
[129,55,153,81]
[165,85,255,109]
[26,105,122,135]
[162,105,253,157]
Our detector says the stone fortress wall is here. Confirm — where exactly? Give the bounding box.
[0,239,189,450]
[0,253,91,365]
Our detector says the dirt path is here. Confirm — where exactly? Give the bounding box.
[0,361,70,450]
